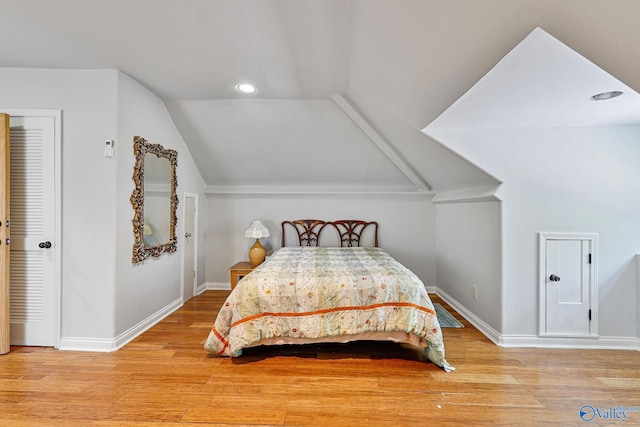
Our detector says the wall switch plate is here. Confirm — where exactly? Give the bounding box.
[104,139,114,158]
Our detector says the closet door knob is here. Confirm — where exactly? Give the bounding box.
[549,274,561,282]
[38,241,52,249]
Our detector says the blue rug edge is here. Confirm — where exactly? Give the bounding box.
[434,303,464,328]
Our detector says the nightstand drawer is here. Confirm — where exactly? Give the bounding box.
[229,261,254,290]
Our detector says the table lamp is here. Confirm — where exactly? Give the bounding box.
[244,219,270,266]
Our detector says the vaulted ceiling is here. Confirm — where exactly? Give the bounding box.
[2,0,639,192]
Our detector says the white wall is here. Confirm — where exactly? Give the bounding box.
[429,126,640,339]
[0,68,207,346]
[204,193,436,288]
[435,201,502,331]
[115,72,206,337]
[0,68,119,340]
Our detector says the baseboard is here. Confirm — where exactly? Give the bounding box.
[59,285,639,352]
[431,286,639,351]
[499,335,639,350]
[204,281,231,290]
[58,337,119,352]
[59,298,183,352]
[432,287,502,345]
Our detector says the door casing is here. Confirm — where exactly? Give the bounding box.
[0,113,10,354]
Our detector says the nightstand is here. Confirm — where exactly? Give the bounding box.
[229,261,255,290]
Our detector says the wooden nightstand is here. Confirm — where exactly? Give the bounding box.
[229,261,255,290]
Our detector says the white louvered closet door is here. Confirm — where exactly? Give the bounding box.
[9,116,55,346]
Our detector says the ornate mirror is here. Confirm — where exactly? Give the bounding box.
[131,136,178,263]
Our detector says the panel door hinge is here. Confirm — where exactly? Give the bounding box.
[588,254,592,264]
[588,309,592,321]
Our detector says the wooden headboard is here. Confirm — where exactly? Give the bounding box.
[281,220,379,247]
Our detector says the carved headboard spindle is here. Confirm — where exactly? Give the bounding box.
[281,219,329,247]
[281,219,379,248]
[332,220,379,248]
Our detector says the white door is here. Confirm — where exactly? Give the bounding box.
[539,233,598,337]
[9,115,56,346]
[182,194,197,302]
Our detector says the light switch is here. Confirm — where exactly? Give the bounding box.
[104,139,114,158]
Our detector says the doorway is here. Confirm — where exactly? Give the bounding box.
[6,111,61,347]
[182,193,198,302]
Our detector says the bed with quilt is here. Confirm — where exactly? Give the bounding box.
[204,219,454,371]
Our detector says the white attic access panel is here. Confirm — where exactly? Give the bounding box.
[539,233,598,338]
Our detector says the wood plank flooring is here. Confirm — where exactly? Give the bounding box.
[1,290,639,426]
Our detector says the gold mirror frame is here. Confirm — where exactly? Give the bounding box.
[131,136,178,263]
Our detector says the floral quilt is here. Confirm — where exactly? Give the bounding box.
[204,247,453,371]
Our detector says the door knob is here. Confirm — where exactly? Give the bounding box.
[185,232,192,238]
[38,241,52,249]
[549,274,561,282]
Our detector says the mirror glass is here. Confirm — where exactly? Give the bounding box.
[131,136,178,263]
[143,153,171,247]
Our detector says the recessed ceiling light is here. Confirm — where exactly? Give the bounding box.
[236,83,256,94]
[590,91,623,101]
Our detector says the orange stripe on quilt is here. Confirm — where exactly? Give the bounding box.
[211,326,229,355]
[230,302,436,328]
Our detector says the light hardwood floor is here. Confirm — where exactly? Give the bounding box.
[1,290,639,426]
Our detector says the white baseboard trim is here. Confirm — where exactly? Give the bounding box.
[57,337,118,353]
[59,285,639,352]
[431,286,639,351]
[59,298,183,352]
[204,281,231,290]
[432,287,502,345]
[498,334,639,350]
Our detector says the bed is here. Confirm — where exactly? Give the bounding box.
[204,219,454,371]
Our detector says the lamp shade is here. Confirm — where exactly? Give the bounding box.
[244,219,270,239]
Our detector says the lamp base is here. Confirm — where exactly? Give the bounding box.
[248,238,266,267]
